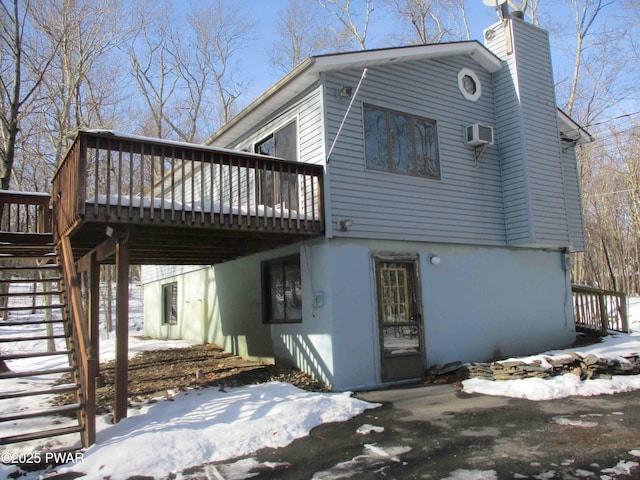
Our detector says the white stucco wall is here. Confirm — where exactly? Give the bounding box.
[144,238,576,392]
[322,239,575,391]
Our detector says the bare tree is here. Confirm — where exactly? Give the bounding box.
[34,0,132,166]
[0,0,57,191]
[318,0,375,50]
[385,0,472,44]
[563,0,615,118]
[271,0,352,74]
[182,0,256,130]
[127,1,179,139]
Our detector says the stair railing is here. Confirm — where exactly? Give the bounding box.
[0,190,51,234]
[59,235,96,447]
[572,284,629,335]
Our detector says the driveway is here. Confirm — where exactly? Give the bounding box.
[182,383,640,479]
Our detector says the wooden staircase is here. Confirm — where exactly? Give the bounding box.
[0,237,86,456]
[0,192,96,465]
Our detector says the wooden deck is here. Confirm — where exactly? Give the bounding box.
[0,131,325,440]
[52,130,325,264]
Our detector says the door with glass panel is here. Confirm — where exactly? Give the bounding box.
[374,256,425,382]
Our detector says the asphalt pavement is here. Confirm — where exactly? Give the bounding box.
[181,383,640,480]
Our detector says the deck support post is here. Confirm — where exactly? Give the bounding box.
[114,234,130,423]
[88,253,100,363]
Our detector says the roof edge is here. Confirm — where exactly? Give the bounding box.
[557,109,593,144]
[207,42,502,146]
[205,57,316,146]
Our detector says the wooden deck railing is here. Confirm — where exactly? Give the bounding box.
[0,190,51,234]
[52,131,324,240]
[572,284,629,335]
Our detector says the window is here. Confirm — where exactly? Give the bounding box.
[255,121,298,209]
[262,255,302,323]
[162,282,178,325]
[364,105,440,179]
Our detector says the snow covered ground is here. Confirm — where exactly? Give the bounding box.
[462,296,640,400]
[1,290,640,479]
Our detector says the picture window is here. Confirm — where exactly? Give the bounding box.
[363,104,440,179]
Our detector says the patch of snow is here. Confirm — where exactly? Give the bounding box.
[532,471,556,480]
[552,417,598,428]
[311,444,411,479]
[356,424,385,435]
[600,460,639,475]
[176,458,290,480]
[630,449,640,457]
[38,382,377,480]
[463,373,640,401]
[574,468,595,477]
[441,469,498,480]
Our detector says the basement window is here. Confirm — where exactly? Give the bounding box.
[162,282,178,325]
[262,255,302,324]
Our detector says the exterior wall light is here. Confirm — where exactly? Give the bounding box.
[339,86,353,98]
[339,219,354,231]
[430,255,441,265]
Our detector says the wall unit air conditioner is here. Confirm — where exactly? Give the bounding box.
[465,124,494,147]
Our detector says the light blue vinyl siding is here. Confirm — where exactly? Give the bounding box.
[232,87,325,165]
[561,145,586,251]
[487,18,572,248]
[324,57,507,245]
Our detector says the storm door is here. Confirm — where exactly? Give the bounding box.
[374,256,425,382]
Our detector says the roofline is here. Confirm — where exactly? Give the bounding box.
[205,58,316,146]
[557,109,593,144]
[310,40,502,72]
[206,41,502,146]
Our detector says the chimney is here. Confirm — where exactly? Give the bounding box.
[484,17,571,248]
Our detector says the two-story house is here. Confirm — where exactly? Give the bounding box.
[142,14,590,391]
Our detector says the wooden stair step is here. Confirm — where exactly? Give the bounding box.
[0,334,66,343]
[0,383,78,400]
[0,403,80,423]
[0,318,66,327]
[0,303,65,312]
[0,290,63,297]
[0,366,74,379]
[0,277,62,284]
[1,350,72,361]
[0,252,56,258]
[0,264,59,271]
[0,232,54,245]
[0,424,84,446]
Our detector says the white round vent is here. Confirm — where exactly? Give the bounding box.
[458,68,481,102]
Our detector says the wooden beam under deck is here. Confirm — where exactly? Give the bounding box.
[68,220,322,265]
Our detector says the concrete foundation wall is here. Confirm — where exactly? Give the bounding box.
[144,239,576,391]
